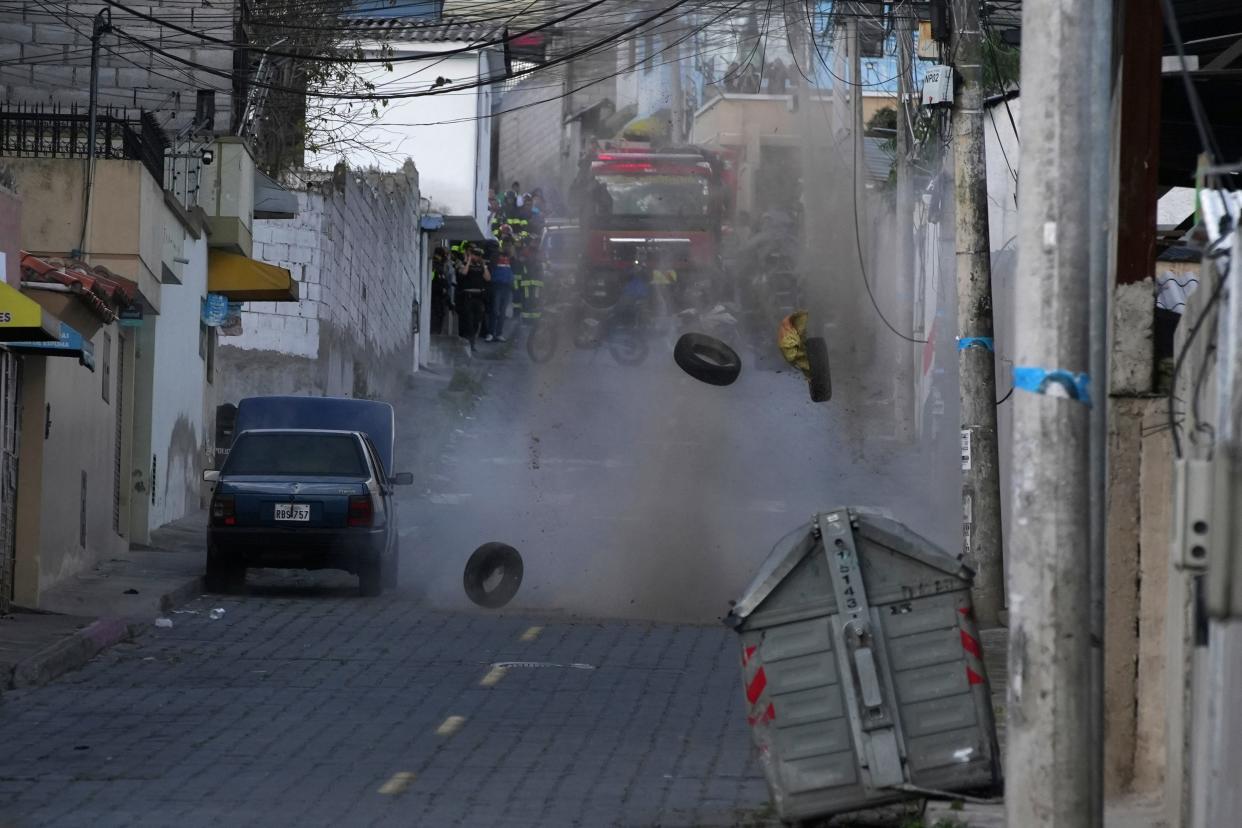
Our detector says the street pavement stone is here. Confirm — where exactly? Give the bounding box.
[0,580,779,828]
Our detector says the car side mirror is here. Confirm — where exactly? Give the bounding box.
[203,469,220,483]
[390,472,414,486]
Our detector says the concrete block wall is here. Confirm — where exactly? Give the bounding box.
[219,164,422,405]
[497,69,570,202]
[0,1,235,134]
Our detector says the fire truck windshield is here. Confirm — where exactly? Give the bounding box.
[590,173,710,218]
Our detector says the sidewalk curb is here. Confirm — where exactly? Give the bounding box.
[9,617,135,689]
[6,575,203,691]
[159,575,205,614]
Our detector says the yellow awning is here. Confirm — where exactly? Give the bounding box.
[207,250,299,302]
[0,281,60,342]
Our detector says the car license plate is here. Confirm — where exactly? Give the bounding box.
[274,503,310,522]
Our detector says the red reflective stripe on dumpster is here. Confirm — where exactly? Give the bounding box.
[742,645,757,666]
[960,629,982,659]
[745,667,767,704]
[966,666,985,685]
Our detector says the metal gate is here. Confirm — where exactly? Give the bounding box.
[0,350,21,612]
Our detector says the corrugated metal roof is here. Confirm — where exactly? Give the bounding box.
[347,18,499,45]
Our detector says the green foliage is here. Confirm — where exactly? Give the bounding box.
[866,105,898,136]
[983,34,1020,94]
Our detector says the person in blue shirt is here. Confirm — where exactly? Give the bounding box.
[486,240,516,342]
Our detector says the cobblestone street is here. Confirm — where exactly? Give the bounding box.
[0,577,772,828]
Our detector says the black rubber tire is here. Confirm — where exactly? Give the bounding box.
[806,336,832,402]
[525,321,558,363]
[359,552,383,597]
[463,542,524,609]
[382,537,400,589]
[204,550,244,593]
[673,332,742,386]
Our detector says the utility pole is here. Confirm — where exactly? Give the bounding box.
[1006,0,1104,823]
[79,8,112,260]
[850,16,864,231]
[1196,190,1242,828]
[950,0,1004,627]
[894,9,915,436]
[669,40,685,144]
[1085,0,1114,821]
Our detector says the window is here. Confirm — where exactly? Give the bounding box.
[101,332,111,403]
[199,321,207,359]
[592,174,711,217]
[223,433,369,477]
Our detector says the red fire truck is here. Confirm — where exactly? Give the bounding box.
[574,141,731,309]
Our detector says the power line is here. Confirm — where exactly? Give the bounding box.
[102,0,607,65]
[107,0,720,102]
[313,0,751,131]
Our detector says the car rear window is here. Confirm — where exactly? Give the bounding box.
[224,433,369,477]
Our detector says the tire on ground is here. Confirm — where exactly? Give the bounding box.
[359,551,384,597]
[382,537,400,589]
[806,336,831,402]
[673,332,742,386]
[463,542,524,609]
[205,550,244,594]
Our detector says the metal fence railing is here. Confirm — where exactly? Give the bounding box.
[0,102,168,186]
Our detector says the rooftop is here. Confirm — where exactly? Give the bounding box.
[347,17,499,45]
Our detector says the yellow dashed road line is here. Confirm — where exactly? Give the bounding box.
[377,771,416,795]
[519,625,543,642]
[480,665,507,687]
[436,715,466,736]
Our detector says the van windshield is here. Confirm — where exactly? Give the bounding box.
[224,432,368,477]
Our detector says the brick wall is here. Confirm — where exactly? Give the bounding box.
[0,1,235,134]
[217,162,423,405]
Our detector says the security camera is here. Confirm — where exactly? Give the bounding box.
[201,148,215,165]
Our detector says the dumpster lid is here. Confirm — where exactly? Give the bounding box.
[725,507,974,627]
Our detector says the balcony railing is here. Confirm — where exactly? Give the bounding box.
[0,102,168,186]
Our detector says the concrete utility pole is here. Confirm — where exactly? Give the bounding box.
[669,40,685,144]
[80,7,112,260]
[950,0,1004,627]
[851,17,864,227]
[894,10,915,434]
[1006,0,1103,823]
[1197,191,1242,828]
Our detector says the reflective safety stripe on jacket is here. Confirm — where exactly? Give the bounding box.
[518,278,543,318]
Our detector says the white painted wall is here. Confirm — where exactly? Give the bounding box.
[146,228,209,530]
[36,329,126,592]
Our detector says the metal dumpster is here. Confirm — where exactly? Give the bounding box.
[725,507,1002,822]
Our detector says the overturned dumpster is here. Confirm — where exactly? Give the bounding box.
[725,508,1002,822]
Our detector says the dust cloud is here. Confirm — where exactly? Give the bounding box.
[406,108,960,625]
